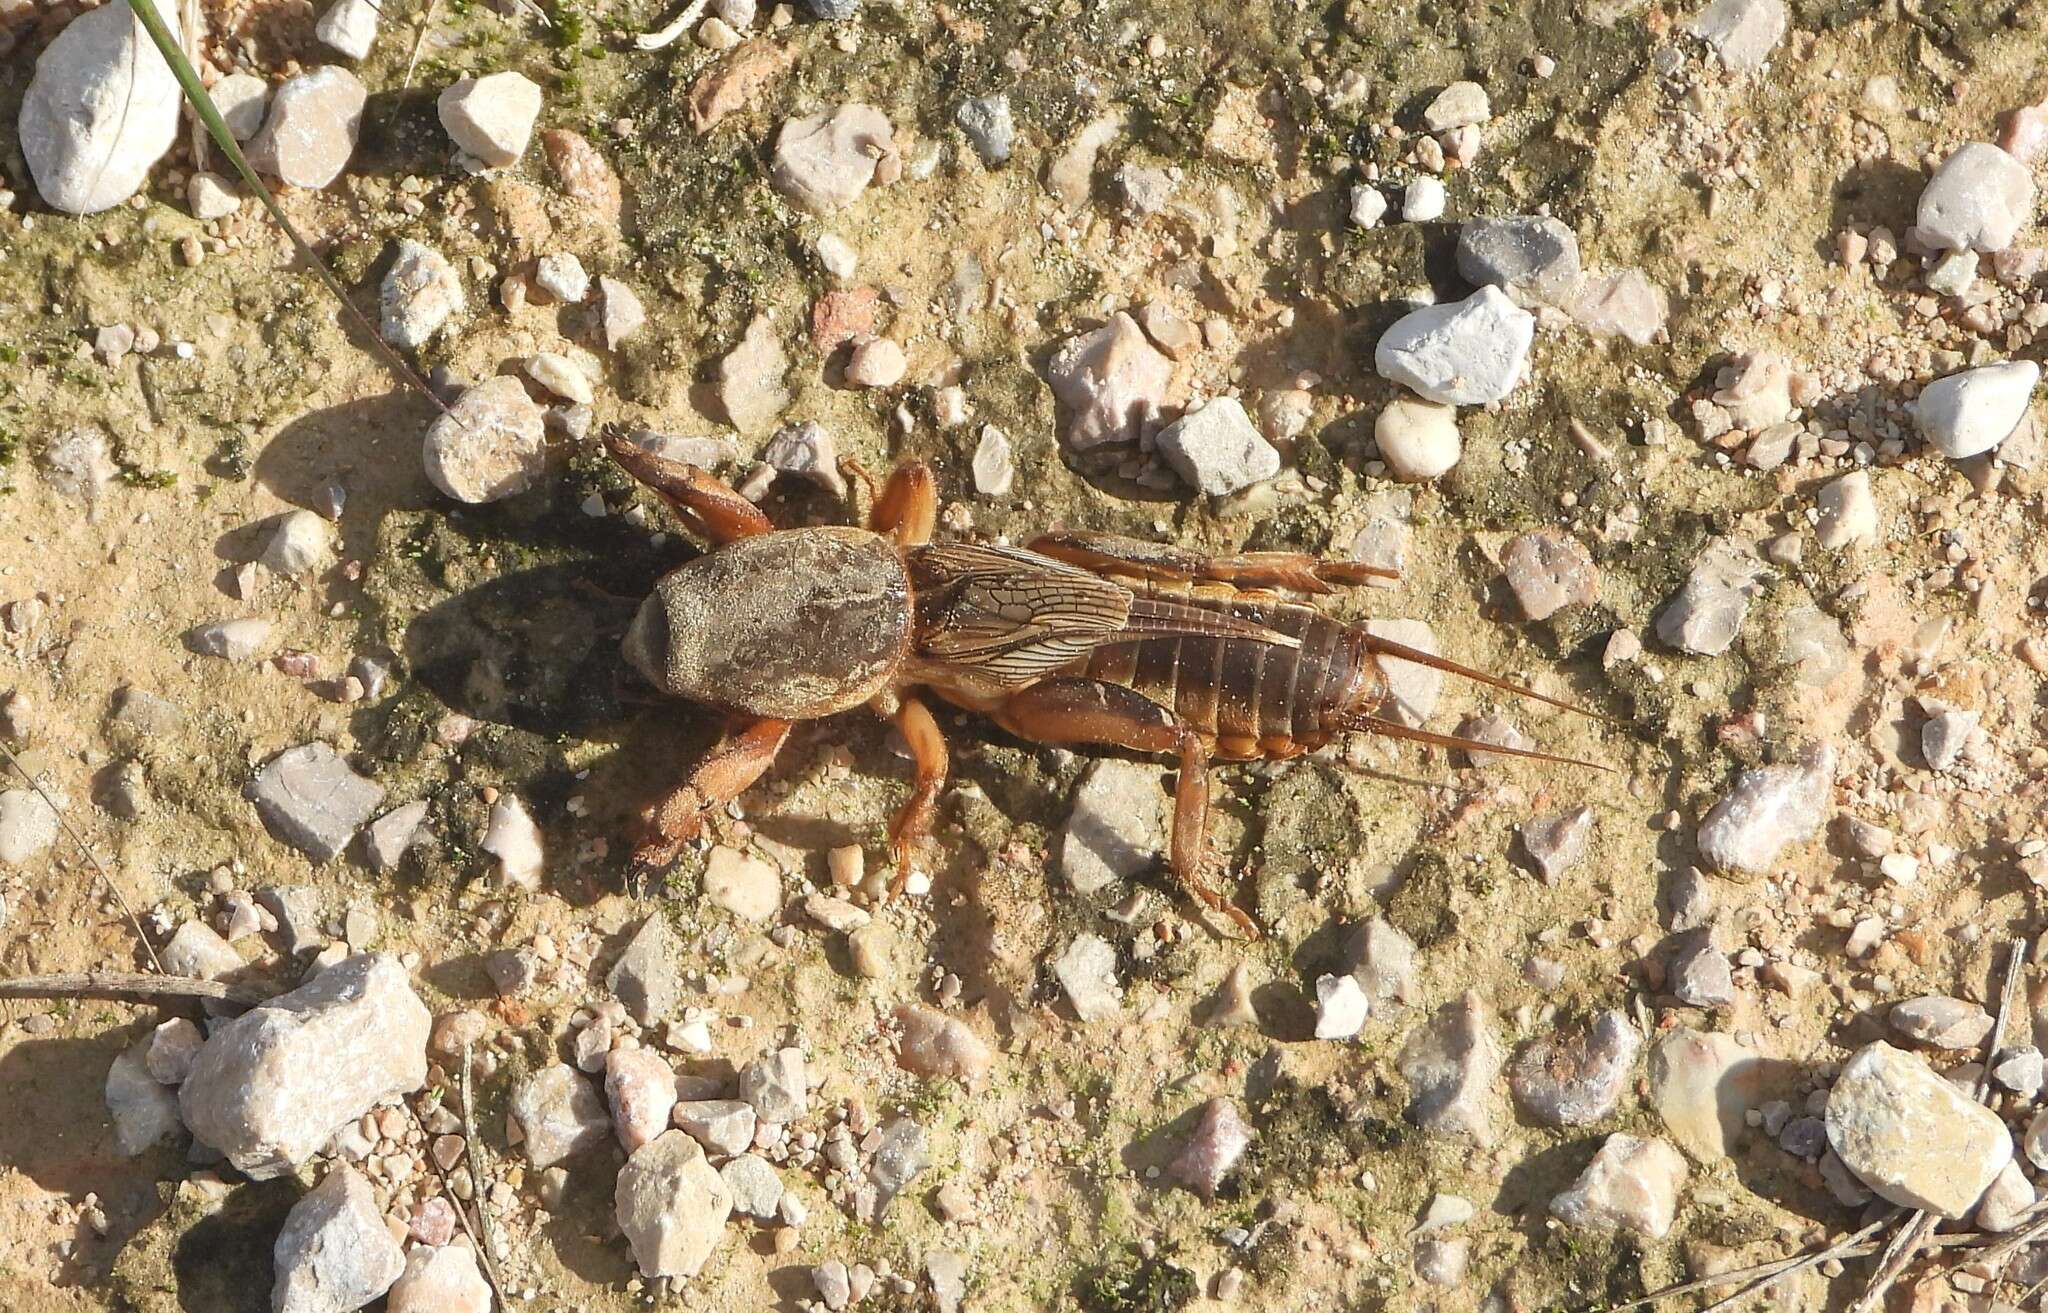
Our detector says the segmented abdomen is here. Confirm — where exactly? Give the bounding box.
[1070,581,1361,759]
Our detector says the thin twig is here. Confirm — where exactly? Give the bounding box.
[1693,1218,1891,1313]
[402,0,444,90]
[0,743,165,975]
[461,1042,508,1305]
[633,0,708,49]
[402,1076,505,1313]
[0,972,265,1006]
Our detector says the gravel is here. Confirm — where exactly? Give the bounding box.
[1421,81,1490,131]
[1360,619,1442,727]
[380,240,465,349]
[363,800,429,872]
[1550,1134,1689,1238]
[1915,361,2038,459]
[1688,0,1788,71]
[387,1242,492,1313]
[1825,1041,2013,1217]
[1916,142,2035,253]
[673,1100,758,1158]
[1655,537,1768,655]
[1155,397,1280,495]
[1054,933,1124,1022]
[245,742,385,862]
[1399,992,1503,1144]
[616,1131,734,1278]
[1164,1098,1253,1200]
[600,277,647,348]
[106,1034,183,1155]
[180,954,429,1179]
[771,104,899,214]
[1500,529,1598,620]
[1374,399,1462,482]
[1313,974,1370,1040]
[210,72,270,141]
[183,618,272,661]
[422,375,549,504]
[1518,807,1593,883]
[511,1064,612,1167]
[248,67,367,190]
[1647,1027,1764,1162]
[1456,216,1581,304]
[1047,313,1174,450]
[971,425,1015,496]
[704,846,781,921]
[1889,995,1995,1050]
[863,1114,930,1221]
[1695,744,1833,876]
[1374,286,1535,405]
[607,1048,680,1153]
[1509,1009,1641,1127]
[1815,471,1877,549]
[438,72,543,167]
[314,0,379,59]
[0,789,60,867]
[1665,927,1735,1009]
[720,1153,786,1218]
[955,94,1015,166]
[739,1047,809,1123]
[1060,760,1166,895]
[894,1004,993,1082]
[259,509,334,576]
[19,0,183,214]
[272,1167,404,1313]
[715,315,793,434]
[607,914,683,1026]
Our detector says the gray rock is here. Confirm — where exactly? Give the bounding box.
[1890,996,1995,1051]
[1915,361,2038,459]
[1519,806,1593,883]
[1509,1009,1640,1127]
[39,427,119,503]
[1422,80,1490,131]
[1647,1027,1765,1162]
[815,1260,852,1311]
[1053,934,1123,1022]
[511,1064,611,1167]
[1570,268,1671,345]
[533,253,589,303]
[1921,707,1978,772]
[314,0,379,59]
[608,915,682,1025]
[1047,313,1174,451]
[1655,537,1767,655]
[1688,0,1787,71]
[146,1018,204,1084]
[1314,973,1370,1040]
[1415,1237,1470,1286]
[247,67,367,190]
[19,0,183,214]
[1917,142,2035,254]
[1374,286,1535,406]
[927,1251,969,1313]
[1457,216,1582,304]
[380,240,465,349]
[971,424,1015,497]
[210,72,270,142]
[1060,760,1166,896]
[600,277,648,349]
[363,801,428,871]
[893,1004,993,1083]
[1155,397,1280,496]
[1399,991,1504,1144]
[771,104,898,214]
[618,1131,733,1277]
[1347,917,1420,1008]
[673,1100,758,1158]
[107,1034,183,1155]
[422,375,549,504]
[0,788,59,866]
[607,1048,679,1153]
[1695,744,1833,877]
[179,954,429,1178]
[257,887,324,956]
[183,618,272,661]
[162,920,245,984]
[761,421,847,496]
[1361,619,1441,727]
[1994,1046,2045,1096]
[714,315,792,434]
[109,686,185,742]
[387,1241,492,1313]
[1501,529,1598,620]
[802,0,859,16]
[1116,164,1174,216]
[739,1047,809,1123]
[955,94,1015,165]
[1666,928,1735,1009]
[437,71,542,167]
[1550,1134,1689,1238]
[1978,1159,2037,1233]
[258,509,333,576]
[484,947,538,997]
[863,1114,929,1222]
[1779,1115,1827,1158]
[1825,1041,2013,1217]
[273,1167,404,1313]
[720,1153,785,1218]
[1164,1098,1253,1200]
[246,742,385,863]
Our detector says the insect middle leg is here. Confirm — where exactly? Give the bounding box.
[995,677,1257,936]
[1028,530,1397,593]
[604,432,773,543]
[885,694,949,897]
[631,716,793,882]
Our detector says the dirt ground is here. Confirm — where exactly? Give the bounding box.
[9,0,2048,1309]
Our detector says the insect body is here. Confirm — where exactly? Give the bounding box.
[605,432,1603,934]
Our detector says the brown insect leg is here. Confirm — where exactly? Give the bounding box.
[885,694,950,897]
[632,717,793,880]
[604,431,773,544]
[1028,530,1396,593]
[868,461,939,547]
[996,677,1259,937]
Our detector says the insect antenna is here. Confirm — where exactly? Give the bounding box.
[1362,634,1630,726]
[1338,715,1616,773]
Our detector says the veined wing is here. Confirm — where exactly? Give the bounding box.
[909,543,1298,687]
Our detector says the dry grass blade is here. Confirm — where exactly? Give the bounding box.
[461,1041,509,1305]
[1596,1219,1892,1312]
[0,972,265,1006]
[122,0,450,415]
